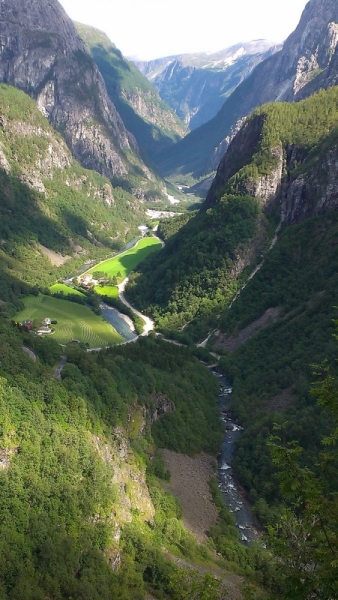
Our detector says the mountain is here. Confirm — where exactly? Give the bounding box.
[135,41,279,130]
[0,84,146,314]
[76,24,188,169]
[159,0,338,184]
[126,79,338,595]
[0,0,161,196]
[126,84,338,335]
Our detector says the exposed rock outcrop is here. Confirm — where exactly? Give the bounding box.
[160,0,338,180]
[0,0,152,188]
[135,40,279,130]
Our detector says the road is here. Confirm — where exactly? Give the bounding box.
[22,346,37,362]
[53,355,67,379]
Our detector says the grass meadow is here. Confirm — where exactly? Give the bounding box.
[86,237,161,281]
[49,283,86,297]
[15,295,124,347]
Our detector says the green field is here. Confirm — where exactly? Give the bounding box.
[49,283,86,297]
[87,237,162,281]
[15,295,124,346]
[94,285,119,298]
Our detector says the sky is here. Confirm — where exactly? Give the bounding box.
[58,0,309,60]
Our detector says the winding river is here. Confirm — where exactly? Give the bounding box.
[65,231,259,542]
[213,369,259,544]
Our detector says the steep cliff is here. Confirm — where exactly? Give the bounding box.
[76,24,187,167]
[0,0,157,195]
[207,86,338,227]
[160,0,338,182]
[135,41,279,130]
[127,85,338,333]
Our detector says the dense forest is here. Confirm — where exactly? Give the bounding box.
[0,318,274,599]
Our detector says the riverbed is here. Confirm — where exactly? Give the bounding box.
[213,369,259,544]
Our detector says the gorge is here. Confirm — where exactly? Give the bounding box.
[0,0,337,598]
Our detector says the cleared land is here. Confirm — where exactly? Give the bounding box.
[94,285,119,298]
[162,450,219,543]
[15,295,124,346]
[86,237,161,281]
[49,283,86,297]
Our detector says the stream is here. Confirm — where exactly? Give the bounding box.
[212,369,259,544]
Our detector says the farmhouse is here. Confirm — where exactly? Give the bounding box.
[37,325,52,335]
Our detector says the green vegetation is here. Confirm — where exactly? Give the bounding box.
[87,237,162,281]
[265,363,338,600]
[219,87,338,200]
[14,294,124,346]
[126,194,263,334]
[49,283,86,297]
[94,285,119,298]
[216,212,338,525]
[0,84,146,316]
[0,318,236,598]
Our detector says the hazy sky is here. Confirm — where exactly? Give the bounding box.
[59,0,309,60]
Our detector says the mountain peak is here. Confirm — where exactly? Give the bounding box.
[0,0,154,192]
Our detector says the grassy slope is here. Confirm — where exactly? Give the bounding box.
[15,295,124,346]
[87,237,162,281]
[49,284,86,297]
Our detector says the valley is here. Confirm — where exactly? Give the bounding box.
[14,235,162,346]
[0,0,338,598]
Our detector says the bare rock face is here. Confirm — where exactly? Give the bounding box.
[0,0,150,184]
[282,145,338,224]
[161,0,338,179]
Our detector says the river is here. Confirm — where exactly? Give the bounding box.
[212,369,259,544]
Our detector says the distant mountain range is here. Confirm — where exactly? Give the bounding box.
[134,41,280,130]
[157,0,338,188]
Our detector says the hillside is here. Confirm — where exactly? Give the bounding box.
[76,24,188,168]
[135,41,279,130]
[126,86,338,333]
[0,0,162,197]
[158,0,338,185]
[126,82,338,597]
[0,84,145,315]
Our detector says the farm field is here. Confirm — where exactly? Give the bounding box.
[15,295,124,346]
[86,237,162,281]
[94,285,119,298]
[49,283,86,297]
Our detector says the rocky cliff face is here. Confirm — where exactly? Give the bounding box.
[135,41,279,130]
[207,92,338,227]
[76,24,187,168]
[0,0,153,192]
[160,0,338,182]
[282,143,338,224]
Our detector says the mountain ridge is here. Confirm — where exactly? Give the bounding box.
[0,0,159,196]
[76,23,188,169]
[158,0,338,183]
[134,40,280,130]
